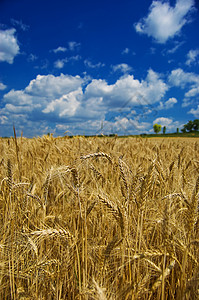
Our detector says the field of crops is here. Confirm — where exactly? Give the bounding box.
[0,136,198,299]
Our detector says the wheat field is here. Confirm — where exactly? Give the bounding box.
[0,135,198,299]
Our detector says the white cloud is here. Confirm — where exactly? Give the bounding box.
[2,73,85,121]
[185,86,199,98]
[85,69,168,109]
[167,41,184,54]
[0,82,7,90]
[54,58,68,69]
[141,69,169,104]
[0,28,20,63]
[85,79,113,98]
[10,19,29,31]
[51,42,81,56]
[115,116,150,132]
[134,0,195,43]
[70,55,81,61]
[0,115,8,124]
[165,97,178,109]
[153,117,173,126]
[169,68,199,87]
[68,41,81,51]
[188,105,199,118]
[3,90,32,105]
[158,97,177,110]
[122,48,130,54]
[25,74,84,98]
[0,73,87,137]
[5,103,33,113]
[84,59,105,68]
[52,46,67,53]
[1,70,169,136]
[186,49,199,66]
[168,68,199,106]
[55,56,81,68]
[52,42,80,54]
[112,63,132,74]
[42,88,82,117]
[27,53,38,62]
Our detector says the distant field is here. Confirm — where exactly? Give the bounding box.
[0,136,198,299]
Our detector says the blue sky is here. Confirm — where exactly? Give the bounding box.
[0,0,199,137]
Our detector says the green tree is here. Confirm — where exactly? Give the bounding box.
[153,124,161,134]
[163,126,166,134]
[182,121,193,133]
[176,128,179,134]
[181,119,199,133]
[181,128,186,133]
[186,120,194,132]
[193,119,199,131]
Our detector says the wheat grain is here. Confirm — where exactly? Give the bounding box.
[0,136,198,299]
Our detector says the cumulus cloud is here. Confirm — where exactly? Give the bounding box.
[54,58,68,69]
[0,115,8,124]
[169,68,199,87]
[186,49,199,66]
[84,59,105,68]
[55,56,81,68]
[0,73,87,137]
[134,0,195,43]
[153,117,172,126]
[68,41,81,51]
[1,73,85,125]
[42,88,82,117]
[188,105,199,118]
[5,103,33,113]
[114,116,150,133]
[168,68,199,106]
[25,73,84,98]
[85,69,168,109]
[185,86,199,98]
[0,28,20,63]
[3,90,33,106]
[112,63,132,74]
[70,55,82,61]
[52,46,67,53]
[0,82,7,90]
[1,69,169,136]
[122,48,130,54]
[51,42,80,54]
[158,97,177,110]
[164,97,178,109]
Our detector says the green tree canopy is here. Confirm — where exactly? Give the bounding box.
[182,119,199,132]
[193,119,199,131]
[153,124,161,134]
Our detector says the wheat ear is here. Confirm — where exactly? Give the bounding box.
[186,176,199,234]
[80,152,112,163]
[7,159,13,193]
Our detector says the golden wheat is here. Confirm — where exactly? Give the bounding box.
[0,136,198,299]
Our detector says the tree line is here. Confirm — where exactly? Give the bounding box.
[153,119,199,134]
